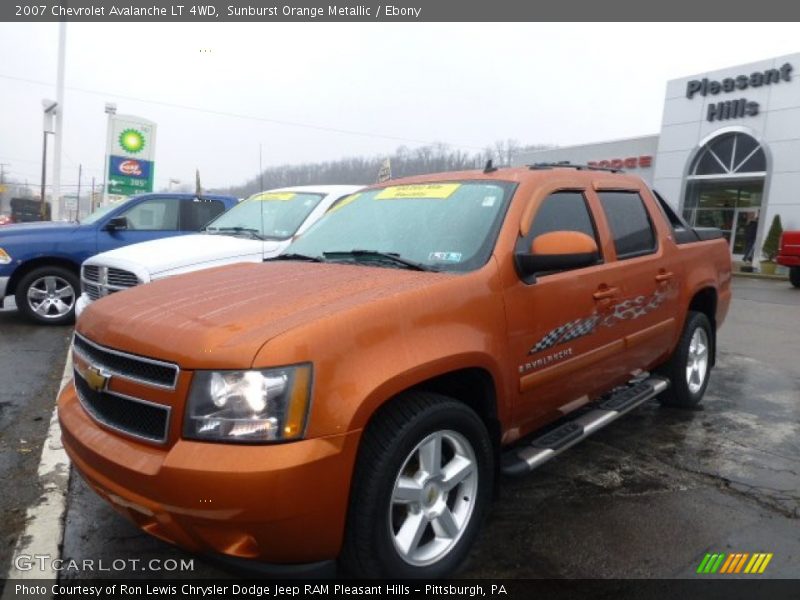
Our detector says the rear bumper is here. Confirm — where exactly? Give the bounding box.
[58,380,361,565]
[776,254,800,267]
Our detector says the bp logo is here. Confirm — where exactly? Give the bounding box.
[119,128,145,154]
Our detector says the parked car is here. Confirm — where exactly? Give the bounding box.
[0,213,12,226]
[776,230,800,287]
[59,165,731,578]
[75,185,362,317]
[0,193,237,324]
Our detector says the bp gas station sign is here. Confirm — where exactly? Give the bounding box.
[106,115,156,196]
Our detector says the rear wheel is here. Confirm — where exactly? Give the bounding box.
[15,266,79,326]
[790,266,800,289]
[658,311,713,408]
[340,392,493,578]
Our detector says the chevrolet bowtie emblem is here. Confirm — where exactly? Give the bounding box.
[77,362,111,392]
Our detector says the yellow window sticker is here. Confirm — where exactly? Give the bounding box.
[375,183,461,200]
[328,193,361,213]
[252,192,297,201]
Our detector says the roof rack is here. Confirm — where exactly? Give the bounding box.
[526,161,624,173]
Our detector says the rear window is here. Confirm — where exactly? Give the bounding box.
[597,191,657,258]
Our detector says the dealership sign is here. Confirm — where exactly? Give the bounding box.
[686,62,793,123]
[588,156,653,170]
[106,115,156,196]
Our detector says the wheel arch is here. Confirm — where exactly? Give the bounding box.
[7,257,81,297]
[687,286,718,366]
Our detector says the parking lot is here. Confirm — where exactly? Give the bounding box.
[1,277,798,580]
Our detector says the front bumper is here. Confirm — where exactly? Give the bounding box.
[75,293,90,318]
[58,380,361,565]
[0,275,9,307]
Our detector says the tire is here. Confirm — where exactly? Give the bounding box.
[340,391,494,578]
[790,267,800,289]
[15,266,80,326]
[657,311,713,408]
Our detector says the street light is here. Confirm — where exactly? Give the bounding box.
[101,102,117,206]
[41,98,57,220]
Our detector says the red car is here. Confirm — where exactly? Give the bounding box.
[0,214,14,226]
[776,231,800,288]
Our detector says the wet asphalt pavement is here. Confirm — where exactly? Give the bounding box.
[2,278,798,580]
[0,299,72,576]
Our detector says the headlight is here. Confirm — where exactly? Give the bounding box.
[0,248,11,264]
[184,365,312,443]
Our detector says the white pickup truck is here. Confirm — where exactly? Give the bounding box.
[75,185,362,317]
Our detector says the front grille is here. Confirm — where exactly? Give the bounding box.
[74,371,170,443]
[73,333,179,389]
[83,265,100,282]
[81,265,140,302]
[107,268,139,288]
[84,283,102,301]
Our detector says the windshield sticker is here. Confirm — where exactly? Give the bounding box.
[252,192,296,201]
[375,183,461,200]
[328,193,361,213]
[482,196,497,207]
[429,251,463,263]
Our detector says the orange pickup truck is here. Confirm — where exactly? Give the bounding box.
[58,165,732,578]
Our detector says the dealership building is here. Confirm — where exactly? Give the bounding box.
[515,53,800,261]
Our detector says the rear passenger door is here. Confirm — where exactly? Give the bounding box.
[593,188,681,372]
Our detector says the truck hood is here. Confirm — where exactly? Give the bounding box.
[85,233,285,278]
[0,220,80,240]
[77,261,446,369]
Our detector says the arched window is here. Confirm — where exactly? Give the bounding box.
[689,132,766,177]
[683,131,767,257]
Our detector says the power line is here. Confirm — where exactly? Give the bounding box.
[0,72,485,151]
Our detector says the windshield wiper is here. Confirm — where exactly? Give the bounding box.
[323,250,437,272]
[206,226,265,240]
[267,253,325,263]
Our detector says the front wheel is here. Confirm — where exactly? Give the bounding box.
[658,311,713,408]
[790,266,800,289]
[15,266,79,325]
[340,392,493,578]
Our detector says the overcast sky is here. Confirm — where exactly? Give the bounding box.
[1,22,799,192]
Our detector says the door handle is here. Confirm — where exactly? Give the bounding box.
[655,272,674,283]
[593,287,620,301]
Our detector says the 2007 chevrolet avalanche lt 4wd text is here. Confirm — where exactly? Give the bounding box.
[58,165,732,578]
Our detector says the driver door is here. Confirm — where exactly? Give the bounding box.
[97,196,182,253]
[503,189,631,433]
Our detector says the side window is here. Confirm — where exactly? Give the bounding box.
[597,191,657,258]
[516,191,599,254]
[120,198,179,231]
[181,199,226,231]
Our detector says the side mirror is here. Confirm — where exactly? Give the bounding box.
[515,231,599,279]
[104,216,128,231]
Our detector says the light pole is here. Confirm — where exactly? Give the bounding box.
[101,102,117,206]
[41,99,57,220]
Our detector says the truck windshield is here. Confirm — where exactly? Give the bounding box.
[205,191,324,240]
[287,181,515,272]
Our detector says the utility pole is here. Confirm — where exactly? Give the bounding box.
[52,21,67,220]
[76,163,82,221]
[91,176,96,213]
[259,143,264,192]
[41,100,57,220]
